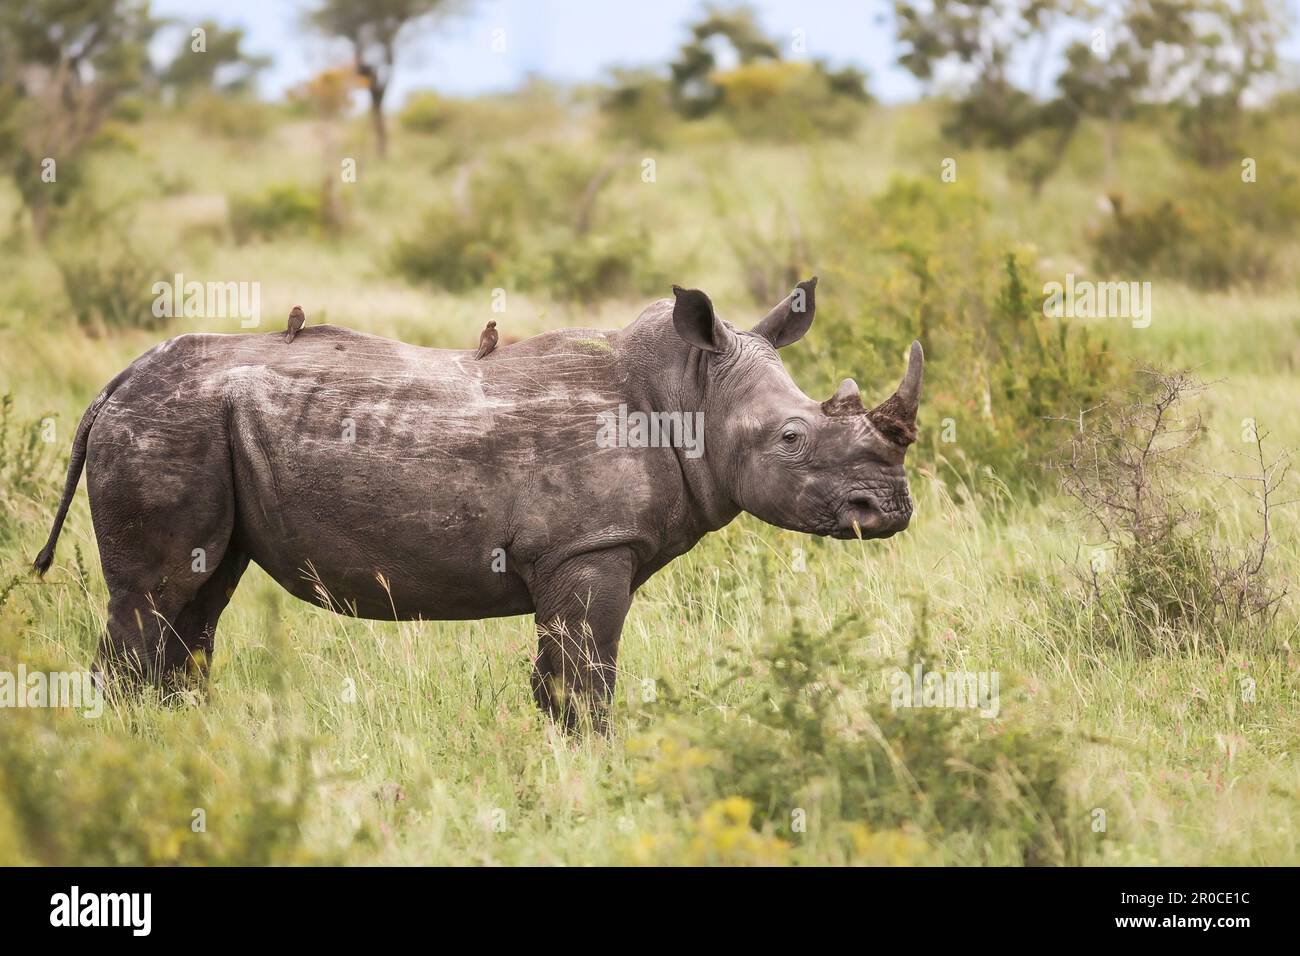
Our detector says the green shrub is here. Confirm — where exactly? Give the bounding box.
[187,93,275,143]
[398,91,450,134]
[397,83,567,144]
[0,601,356,865]
[229,182,323,244]
[1088,196,1273,290]
[390,207,514,292]
[0,394,57,552]
[598,70,679,147]
[795,175,1119,494]
[48,219,167,330]
[0,704,338,865]
[391,148,667,302]
[629,607,1080,865]
[535,227,666,305]
[1057,369,1290,652]
[713,60,868,140]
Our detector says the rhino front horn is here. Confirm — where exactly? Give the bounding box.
[867,341,924,446]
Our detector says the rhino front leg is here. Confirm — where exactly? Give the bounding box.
[529,547,635,733]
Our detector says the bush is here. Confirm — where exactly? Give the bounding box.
[0,596,356,865]
[1057,369,1291,651]
[0,394,57,553]
[397,91,451,134]
[713,60,869,140]
[1088,195,1273,290]
[397,83,568,145]
[598,69,679,147]
[46,200,168,330]
[391,148,667,303]
[0,705,336,865]
[229,182,324,244]
[627,608,1080,865]
[794,175,1118,493]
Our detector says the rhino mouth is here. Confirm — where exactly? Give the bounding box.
[831,493,912,540]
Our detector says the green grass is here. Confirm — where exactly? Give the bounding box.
[0,100,1297,866]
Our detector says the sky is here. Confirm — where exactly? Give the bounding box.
[150,0,1300,107]
[149,0,917,104]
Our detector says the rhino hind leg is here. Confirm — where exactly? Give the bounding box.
[90,467,238,694]
[529,547,635,734]
[95,592,164,689]
[96,583,209,693]
[161,547,250,688]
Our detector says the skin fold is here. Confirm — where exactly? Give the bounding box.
[34,278,923,731]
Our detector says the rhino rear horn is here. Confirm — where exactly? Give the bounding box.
[867,341,924,446]
[751,276,817,348]
[822,377,864,416]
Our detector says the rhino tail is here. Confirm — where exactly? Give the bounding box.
[33,368,130,577]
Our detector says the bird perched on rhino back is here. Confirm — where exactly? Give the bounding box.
[475,320,498,359]
[285,305,306,343]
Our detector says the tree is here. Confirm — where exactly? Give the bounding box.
[158,20,270,99]
[893,0,1075,147]
[1150,0,1284,166]
[308,0,459,158]
[895,0,1286,184]
[663,4,872,134]
[0,0,157,240]
[669,5,781,117]
[1047,0,1285,178]
[289,67,366,232]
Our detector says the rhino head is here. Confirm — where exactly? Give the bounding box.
[671,277,922,540]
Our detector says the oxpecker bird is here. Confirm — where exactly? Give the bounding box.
[285,305,306,343]
[475,320,498,359]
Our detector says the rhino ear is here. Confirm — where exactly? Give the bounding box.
[751,276,817,349]
[672,285,732,353]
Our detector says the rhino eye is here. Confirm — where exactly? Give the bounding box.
[782,430,798,443]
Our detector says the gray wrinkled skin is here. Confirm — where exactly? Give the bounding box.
[34,279,923,731]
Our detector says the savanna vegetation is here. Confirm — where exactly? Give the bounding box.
[0,0,1297,865]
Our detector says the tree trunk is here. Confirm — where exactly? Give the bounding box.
[1103,107,1120,192]
[29,194,53,243]
[368,82,388,159]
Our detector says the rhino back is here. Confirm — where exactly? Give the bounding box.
[87,325,689,619]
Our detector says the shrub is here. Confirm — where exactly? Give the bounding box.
[794,175,1119,494]
[0,600,355,865]
[186,93,275,142]
[0,394,57,552]
[1057,369,1291,651]
[46,200,168,330]
[0,705,337,866]
[535,227,666,305]
[709,183,812,306]
[398,91,450,134]
[713,60,868,140]
[391,148,667,303]
[1088,195,1273,290]
[627,608,1081,865]
[598,69,679,147]
[397,83,568,144]
[390,207,514,292]
[229,182,324,244]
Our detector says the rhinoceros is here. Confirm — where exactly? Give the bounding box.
[34,278,922,729]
